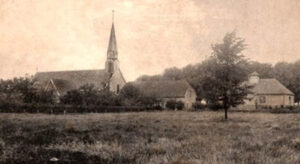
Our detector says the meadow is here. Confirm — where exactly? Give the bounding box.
[0,111,300,163]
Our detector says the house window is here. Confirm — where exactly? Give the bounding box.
[259,96,266,104]
[289,96,292,105]
[117,84,120,94]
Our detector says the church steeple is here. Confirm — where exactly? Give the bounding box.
[105,10,119,74]
[107,10,118,60]
[107,23,118,59]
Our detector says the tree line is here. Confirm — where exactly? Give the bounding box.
[0,78,162,108]
[1,31,299,118]
[137,39,300,107]
[136,31,300,118]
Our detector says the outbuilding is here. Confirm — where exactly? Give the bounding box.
[244,72,294,108]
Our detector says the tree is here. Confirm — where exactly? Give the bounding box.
[118,84,160,107]
[292,60,300,104]
[118,83,141,106]
[60,89,83,105]
[0,77,55,104]
[163,67,182,80]
[166,100,184,110]
[119,84,141,99]
[136,75,163,81]
[60,84,120,106]
[245,61,274,78]
[204,31,250,119]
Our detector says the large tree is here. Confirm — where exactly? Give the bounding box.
[204,31,250,119]
[0,77,55,104]
[292,60,300,104]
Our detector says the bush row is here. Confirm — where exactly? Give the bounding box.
[0,103,163,114]
[265,107,300,113]
[232,105,300,113]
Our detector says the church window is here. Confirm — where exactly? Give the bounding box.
[117,84,120,94]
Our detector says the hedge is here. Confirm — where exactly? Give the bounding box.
[0,103,163,114]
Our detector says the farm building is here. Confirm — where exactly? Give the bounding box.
[129,80,197,109]
[243,72,294,108]
[33,22,126,99]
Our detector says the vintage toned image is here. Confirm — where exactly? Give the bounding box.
[0,0,300,163]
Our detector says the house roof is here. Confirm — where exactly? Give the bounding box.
[251,79,294,95]
[34,69,109,94]
[129,80,194,98]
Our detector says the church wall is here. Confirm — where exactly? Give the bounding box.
[109,69,126,94]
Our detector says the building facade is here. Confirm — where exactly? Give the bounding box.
[129,80,197,109]
[243,72,294,108]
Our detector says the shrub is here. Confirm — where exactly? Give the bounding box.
[166,100,177,110]
[119,84,141,100]
[0,103,162,114]
[166,100,184,110]
[287,105,295,110]
[192,102,206,110]
[60,84,121,106]
[207,103,223,110]
[177,101,184,110]
[138,97,161,108]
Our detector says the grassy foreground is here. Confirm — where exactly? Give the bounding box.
[0,111,300,164]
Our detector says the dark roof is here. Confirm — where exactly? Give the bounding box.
[34,69,109,94]
[129,80,194,98]
[251,79,294,95]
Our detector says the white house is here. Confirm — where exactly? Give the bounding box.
[243,72,294,108]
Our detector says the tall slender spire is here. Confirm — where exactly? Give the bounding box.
[105,10,119,74]
[107,10,118,59]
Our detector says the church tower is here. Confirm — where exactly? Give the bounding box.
[105,16,119,74]
[104,11,126,94]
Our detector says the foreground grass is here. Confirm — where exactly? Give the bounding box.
[0,111,300,163]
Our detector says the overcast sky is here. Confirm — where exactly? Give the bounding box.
[0,0,300,81]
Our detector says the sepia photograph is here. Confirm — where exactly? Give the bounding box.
[0,0,300,163]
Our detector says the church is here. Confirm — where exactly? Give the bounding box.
[34,21,126,98]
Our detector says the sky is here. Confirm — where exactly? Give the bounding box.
[0,0,300,81]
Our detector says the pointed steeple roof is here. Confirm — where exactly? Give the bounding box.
[107,23,118,59]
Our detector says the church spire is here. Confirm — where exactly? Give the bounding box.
[107,10,118,60]
[105,10,119,74]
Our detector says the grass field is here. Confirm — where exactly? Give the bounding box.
[0,111,300,163]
